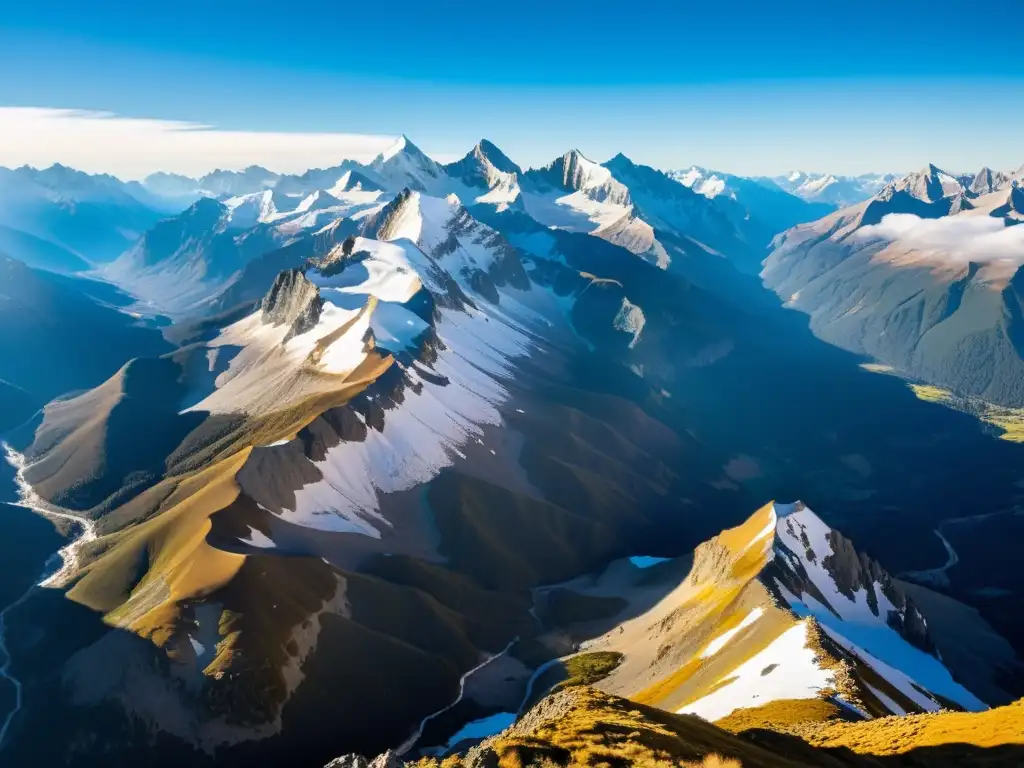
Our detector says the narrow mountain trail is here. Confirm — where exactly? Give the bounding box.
[0,442,97,749]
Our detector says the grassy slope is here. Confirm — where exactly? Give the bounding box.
[419,687,1024,768]
[800,699,1024,755]
[909,383,1024,443]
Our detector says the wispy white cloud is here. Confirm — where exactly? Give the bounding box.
[858,212,1024,262]
[0,107,397,180]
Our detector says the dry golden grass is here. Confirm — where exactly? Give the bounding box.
[715,698,852,734]
[909,384,955,405]
[803,698,1024,754]
[553,652,624,693]
[68,448,251,646]
[415,686,816,768]
[717,502,774,563]
[417,688,1024,768]
[64,355,392,663]
[634,654,705,706]
[633,503,798,710]
[972,403,1024,442]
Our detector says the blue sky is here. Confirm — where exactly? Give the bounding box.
[1,0,1023,177]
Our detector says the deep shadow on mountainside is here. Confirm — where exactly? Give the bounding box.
[0,254,172,432]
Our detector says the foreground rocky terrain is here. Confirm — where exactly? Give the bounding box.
[332,685,1024,768]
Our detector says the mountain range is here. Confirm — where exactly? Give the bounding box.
[0,137,832,319]
[763,163,1024,409]
[0,164,165,272]
[758,171,901,208]
[2,139,1024,768]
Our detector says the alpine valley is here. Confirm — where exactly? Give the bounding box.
[2,138,1024,768]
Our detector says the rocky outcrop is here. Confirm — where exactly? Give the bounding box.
[324,750,405,768]
[361,188,414,241]
[820,528,934,654]
[260,268,323,341]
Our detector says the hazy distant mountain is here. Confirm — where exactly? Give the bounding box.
[963,166,1015,196]
[668,164,836,245]
[198,165,281,197]
[0,163,163,266]
[760,170,899,207]
[0,224,90,273]
[0,253,170,410]
[103,179,389,315]
[101,196,287,314]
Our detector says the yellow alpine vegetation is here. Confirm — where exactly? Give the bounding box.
[418,687,1024,768]
[67,449,252,646]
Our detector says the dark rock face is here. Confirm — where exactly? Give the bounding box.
[362,188,414,241]
[261,268,324,341]
[822,529,936,655]
[558,151,596,193]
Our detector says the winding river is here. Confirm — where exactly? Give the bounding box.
[0,443,96,749]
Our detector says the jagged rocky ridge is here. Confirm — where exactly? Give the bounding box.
[261,268,324,341]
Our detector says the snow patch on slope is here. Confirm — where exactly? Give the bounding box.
[285,301,535,534]
[613,297,645,348]
[701,607,765,658]
[678,620,834,721]
[238,526,276,549]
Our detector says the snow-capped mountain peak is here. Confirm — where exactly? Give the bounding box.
[585,500,988,724]
[293,188,343,214]
[376,134,414,163]
[369,135,444,192]
[223,188,294,226]
[886,163,965,203]
[533,149,632,206]
[472,139,521,175]
[442,139,523,208]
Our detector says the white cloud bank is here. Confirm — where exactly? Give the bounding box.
[858,213,1024,262]
[0,107,397,180]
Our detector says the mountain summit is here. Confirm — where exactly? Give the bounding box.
[581,501,985,723]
